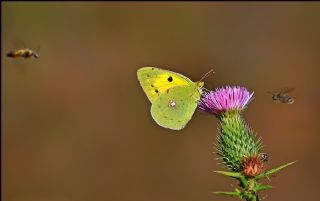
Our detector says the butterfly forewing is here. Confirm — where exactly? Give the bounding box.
[137,67,193,103]
[150,85,201,130]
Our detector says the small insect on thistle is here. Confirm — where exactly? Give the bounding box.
[267,87,295,104]
[6,48,39,59]
[259,153,268,162]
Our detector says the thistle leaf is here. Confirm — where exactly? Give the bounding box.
[255,184,273,192]
[214,170,249,188]
[214,191,241,197]
[213,170,242,178]
[256,161,296,179]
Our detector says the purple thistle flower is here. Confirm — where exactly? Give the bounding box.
[198,86,254,115]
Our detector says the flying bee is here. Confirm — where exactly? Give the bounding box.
[268,87,295,104]
[6,48,39,59]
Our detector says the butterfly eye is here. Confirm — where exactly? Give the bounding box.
[168,76,173,82]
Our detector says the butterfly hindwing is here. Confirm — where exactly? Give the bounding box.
[151,85,201,130]
[137,67,193,103]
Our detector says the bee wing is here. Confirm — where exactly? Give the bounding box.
[280,86,295,94]
[36,45,41,53]
[267,91,275,95]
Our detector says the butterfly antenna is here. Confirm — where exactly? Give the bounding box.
[199,69,215,81]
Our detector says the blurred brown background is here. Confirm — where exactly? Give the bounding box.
[2,2,320,201]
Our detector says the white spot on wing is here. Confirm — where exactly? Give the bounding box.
[168,100,176,107]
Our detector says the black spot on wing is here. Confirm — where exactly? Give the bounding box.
[155,89,159,93]
[168,76,173,82]
[151,84,154,87]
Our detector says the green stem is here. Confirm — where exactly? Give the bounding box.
[243,178,259,201]
[246,195,258,201]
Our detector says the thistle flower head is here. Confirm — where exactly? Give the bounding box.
[198,86,254,115]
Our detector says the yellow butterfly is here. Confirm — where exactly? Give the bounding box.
[137,67,213,130]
